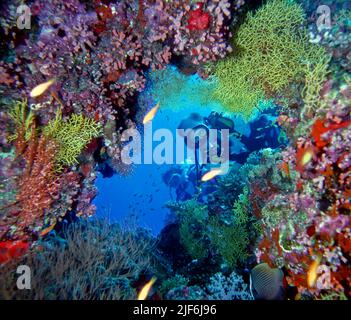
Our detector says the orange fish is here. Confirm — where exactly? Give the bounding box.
[143,103,160,125]
[30,79,56,98]
[137,277,157,300]
[280,161,290,179]
[40,223,56,237]
[201,168,223,182]
[307,255,322,288]
[277,115,289,126]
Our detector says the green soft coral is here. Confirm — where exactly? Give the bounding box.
[44,110,101,169]
[232,186,250,225]
[7,99,35,142]
[212,0,327,119]
[179,218,208,260]
[174,198,209,260]
[209,216,249,267]
[301,54,331,118]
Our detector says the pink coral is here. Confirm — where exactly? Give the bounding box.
[256,79,351,298]
[170,0,239,65]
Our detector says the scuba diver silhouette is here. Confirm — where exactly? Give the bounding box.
[178,111,283,165]
[163,111,284,201]
[204,111,282,164]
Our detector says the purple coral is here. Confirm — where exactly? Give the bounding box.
[170,0,240,65]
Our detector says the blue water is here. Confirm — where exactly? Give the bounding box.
[93,68,274,235]
[94,100,228,235]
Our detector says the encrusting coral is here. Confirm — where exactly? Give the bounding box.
[254,74,351,298]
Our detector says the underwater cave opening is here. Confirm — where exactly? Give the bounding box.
[93,98,229,235]
[93,66,285,235]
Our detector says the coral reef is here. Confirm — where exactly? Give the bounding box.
[145,66,217,112]
[165,285,207,300]
[0,219,155,299]
[208,216,249,268]
[262,80,350,298]
[0,0,246,178]
[159,274,189,297]
[164,161,261,274]
[169,0,238,65]
[0,101,100,241]
[0,0,350,302]
[168,198,209,260]
[253,58,351,298]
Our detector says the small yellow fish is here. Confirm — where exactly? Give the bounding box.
[137,277,157,300]
[30,79,56,98]
[307,255,322,288]
[201,168,223,182]
[143,103,160,125]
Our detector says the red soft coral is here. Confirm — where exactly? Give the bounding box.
[311,118,351,148]
[187,2,211,31]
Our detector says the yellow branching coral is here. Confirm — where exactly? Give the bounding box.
[212,0,327,119]
[212,57,265,119]
[301,54,331,118]
[44,110,102,169]
[8,99,35,143]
